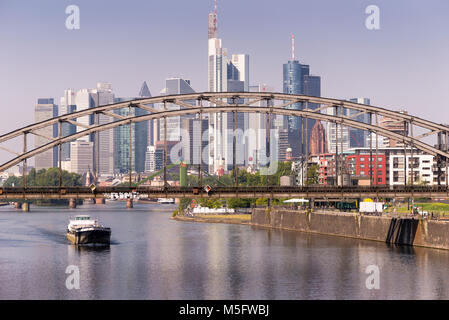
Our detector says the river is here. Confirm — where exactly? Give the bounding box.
[0,202,448,299]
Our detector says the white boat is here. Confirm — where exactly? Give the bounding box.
[157,198,175,204]
[66,215,111,245]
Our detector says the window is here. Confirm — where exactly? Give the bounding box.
[360,157,365,161]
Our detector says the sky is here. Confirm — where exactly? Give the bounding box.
[0,0,448,140]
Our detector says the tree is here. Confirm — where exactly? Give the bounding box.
[3,168,82,205]
[306,164,320,185]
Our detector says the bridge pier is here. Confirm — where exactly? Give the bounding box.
[13,202,22,209]
[95,198,105,205]
[69,198,77,209]
[126,198,133,208]
[22,202,30,212]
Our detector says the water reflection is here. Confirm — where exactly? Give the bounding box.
[1,203,449,299]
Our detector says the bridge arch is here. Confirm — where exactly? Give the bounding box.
[0,92,448,173]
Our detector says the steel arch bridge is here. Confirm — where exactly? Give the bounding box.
[0,92,448,199]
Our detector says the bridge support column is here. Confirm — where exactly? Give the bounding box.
[126,198,134,208]
[22,202,30,212]
[69,198,77,209]
[95,198,105,205]
[14,202,22,209]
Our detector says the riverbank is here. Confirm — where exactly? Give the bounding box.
[173,208,449,251]
[172,214,252,225]
[251,208,449,250]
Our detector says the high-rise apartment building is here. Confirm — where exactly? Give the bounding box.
[34,98,58,170]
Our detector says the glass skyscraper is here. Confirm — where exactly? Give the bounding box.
[282,58,321,156]
[113,97,148,174]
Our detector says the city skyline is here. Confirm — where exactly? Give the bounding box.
[1,0,448,139]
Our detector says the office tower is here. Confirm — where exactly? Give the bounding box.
[278,129,290,161]
[228,54,249,91]
[181,117,209,169]
[34,98,58,170]
[348,98,371,148]
[159,78,196,143]
[70,141,93,175]
[208,0,227,93]
[74,88,96,142]
[139,81,154,146]
[282,35,321,155]
[247,84,278,168]
[310,121,328,155]
[326,107,350,153]
[59,90,77,161]
[155,140,181,166]
[93,83,115,175]
[113,97,148,174]
[380,109,409,147]
[145,145,157,172]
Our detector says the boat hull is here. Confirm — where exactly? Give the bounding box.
[67,228,111,245]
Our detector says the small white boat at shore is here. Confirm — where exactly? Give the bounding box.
[157,198,175,204]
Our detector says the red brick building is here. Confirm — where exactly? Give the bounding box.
[346,154,387,185]
[317,153,335,185]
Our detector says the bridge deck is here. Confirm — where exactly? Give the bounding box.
[0,186,448,200]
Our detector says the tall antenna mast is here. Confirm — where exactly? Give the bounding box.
[214,0,218,34]
[291,34,295,61]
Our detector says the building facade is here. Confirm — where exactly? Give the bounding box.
[34,98,58,170]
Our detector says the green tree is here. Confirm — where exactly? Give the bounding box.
[306,164,320,185]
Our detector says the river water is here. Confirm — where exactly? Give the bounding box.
[0,201,448,300]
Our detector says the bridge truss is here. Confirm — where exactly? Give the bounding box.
[0,92,448,197]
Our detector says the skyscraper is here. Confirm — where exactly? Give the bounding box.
[326,107,350,153]
[159,78,196,142]
[59,89,77,161]
[113,96,148,174]
[282,35,321,156]
[348,98,371,148]
[70,141,93,175]
[139,81,154,147]
[93,83,115,175]
[34,98,58,170]
[228,54,249,92]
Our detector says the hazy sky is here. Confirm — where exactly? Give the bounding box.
[1,0,448,136]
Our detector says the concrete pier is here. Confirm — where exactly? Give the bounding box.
[22,202,30,212]
[69,198,77,209]
[95,198,105,205]
[126,199,133,208]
